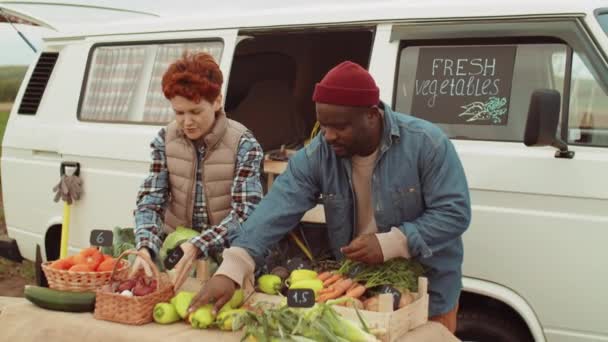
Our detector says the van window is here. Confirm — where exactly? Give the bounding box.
[596,11,608,35]
[79,41,223,124]
[553,52,608,147]
[395,43,568,142]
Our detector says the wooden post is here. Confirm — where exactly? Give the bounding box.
[378,293,394,312]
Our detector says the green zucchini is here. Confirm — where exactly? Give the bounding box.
[24,285,96,312]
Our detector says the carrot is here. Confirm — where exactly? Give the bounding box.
[329,278,353,295]
[347,282,359,292]
[323,274,342,287]
[317,271,333,282]
[317,278,354,302]
[344,284,366,298]
[319,287,334,295]
[317,292,339,302]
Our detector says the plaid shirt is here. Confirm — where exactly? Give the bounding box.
[134,128,264,259]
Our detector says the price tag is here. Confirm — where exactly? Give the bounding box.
[376,285,402,311]
[287,289,315,308]
[164,246,184,270]
[89,230,113,247]
[286,257,310,272]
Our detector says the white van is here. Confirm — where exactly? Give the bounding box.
[2,1,608,341]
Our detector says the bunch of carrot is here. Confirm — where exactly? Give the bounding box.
[315,271,367,302]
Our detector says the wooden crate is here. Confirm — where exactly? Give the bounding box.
[245,277,429,342]
[333,277,429,342]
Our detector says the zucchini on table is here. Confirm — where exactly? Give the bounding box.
[24,285,96,312]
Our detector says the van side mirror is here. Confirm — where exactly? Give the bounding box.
[524,89,574,159]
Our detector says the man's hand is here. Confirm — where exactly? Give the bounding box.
[171,242,199,291]
[341,234,384,264]
[188,275,237,315]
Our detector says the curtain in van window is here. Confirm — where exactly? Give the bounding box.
[143,42,223,124]
[80,46,146,122]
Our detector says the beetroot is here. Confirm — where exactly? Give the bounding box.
[117,279,137,293]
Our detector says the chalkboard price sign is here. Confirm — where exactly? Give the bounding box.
[164,246,184,270]
[287,289,315,308]
[374,285,402,311]
[411,45,517,126]
[89,229,113,247]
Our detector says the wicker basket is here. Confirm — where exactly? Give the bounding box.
[94,250,174,325]
[41,259,129,292]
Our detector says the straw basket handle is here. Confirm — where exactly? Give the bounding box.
[110,249,161,292]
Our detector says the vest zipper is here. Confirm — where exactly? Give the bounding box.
[186,143,198,228]
[200,149,212,226]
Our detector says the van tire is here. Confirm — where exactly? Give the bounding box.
[456,306,533,342]
[44,225,62,261]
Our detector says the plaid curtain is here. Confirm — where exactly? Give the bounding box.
[80,41,223,124]
[80,46,146,121]
[142,42,224,123]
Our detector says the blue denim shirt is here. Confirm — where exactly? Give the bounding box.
[232,103,471,316]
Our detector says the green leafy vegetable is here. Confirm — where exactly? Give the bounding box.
[337,258,424,291]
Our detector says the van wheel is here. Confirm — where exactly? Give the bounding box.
[456,307,533,342]
[44,225,62,261]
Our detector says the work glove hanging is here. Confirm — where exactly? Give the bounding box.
[52,175,83,204]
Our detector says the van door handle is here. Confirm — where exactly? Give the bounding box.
[60,161,80,176]
[32,149,60,158]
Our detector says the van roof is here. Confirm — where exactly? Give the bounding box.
[51,0,608,40]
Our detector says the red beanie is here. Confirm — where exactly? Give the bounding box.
[313,61,379,107]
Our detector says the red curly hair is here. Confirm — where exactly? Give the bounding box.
[162,52,223,103]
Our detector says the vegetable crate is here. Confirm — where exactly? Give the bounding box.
[334,277,429,342]
[245,277,429,342]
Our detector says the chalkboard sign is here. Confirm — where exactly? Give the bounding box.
[411,45,517,126]
[287,289,315,308]
[285,257,311,272]
[164,246,184,270]
[89,229,113,247]
[375,285,402,311]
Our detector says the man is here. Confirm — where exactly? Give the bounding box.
[188,61,471,333]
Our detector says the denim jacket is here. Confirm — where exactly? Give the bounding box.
[232,102,471,316]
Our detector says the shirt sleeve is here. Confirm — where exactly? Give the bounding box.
[134,128,170,257]
[375,227,411,261]
[397,128,471,259]
[230,138,321,267]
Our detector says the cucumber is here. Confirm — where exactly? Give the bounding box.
[24,285,96,312]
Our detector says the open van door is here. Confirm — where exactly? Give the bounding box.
[1,28,239,261]
[0,1,159,31]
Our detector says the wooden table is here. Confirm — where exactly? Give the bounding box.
[0,296,459,342]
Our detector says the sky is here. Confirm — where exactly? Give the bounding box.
[0,0,170,67]
[0,23,46,66]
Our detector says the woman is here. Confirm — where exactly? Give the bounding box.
[132,52,263,289]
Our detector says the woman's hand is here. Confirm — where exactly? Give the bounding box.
[129,248,154,278]
[171,242,199,291]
